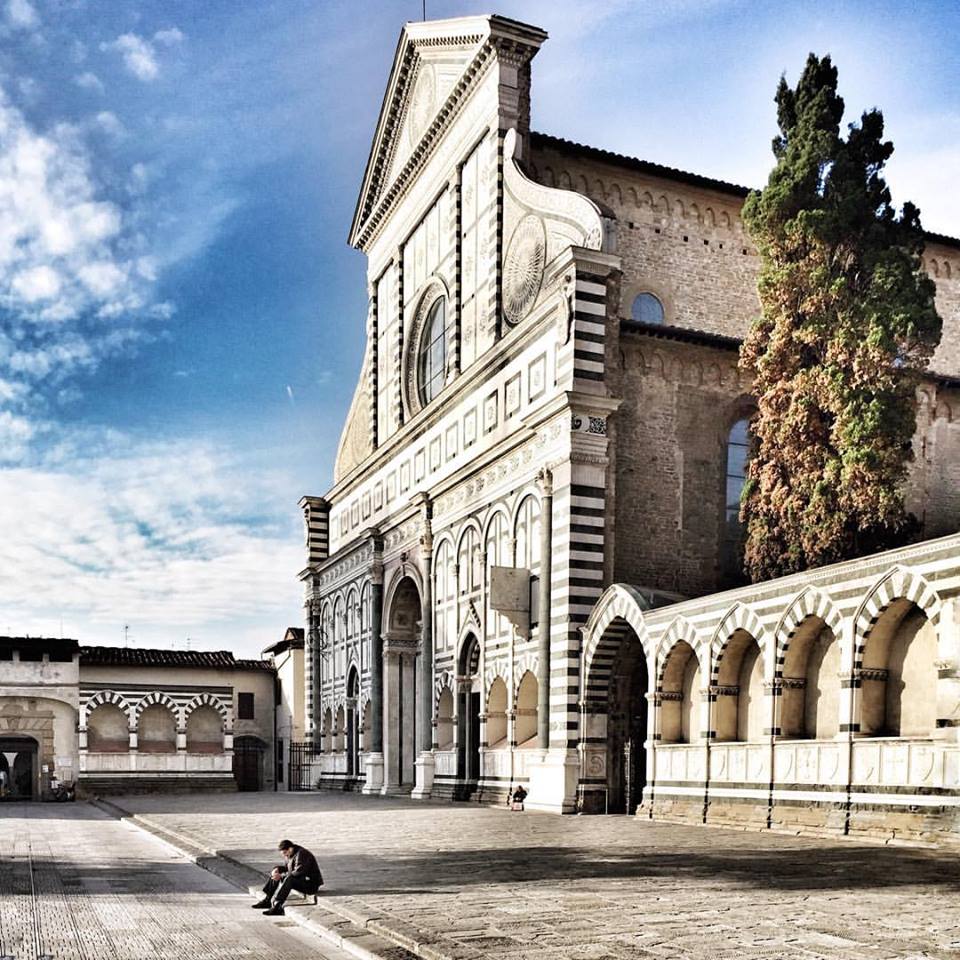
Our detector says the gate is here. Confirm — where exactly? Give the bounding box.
[288,741,317,791]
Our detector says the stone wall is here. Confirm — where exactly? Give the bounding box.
[528,138,960,380]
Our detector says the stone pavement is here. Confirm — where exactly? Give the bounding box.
[105,791,960,960]
[0,801,355,960]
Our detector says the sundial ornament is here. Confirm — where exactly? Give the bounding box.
[408,64,437,148]
[503,213,546,325]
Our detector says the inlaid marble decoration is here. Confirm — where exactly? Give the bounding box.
[463,408,477,448]
[430,437,442,472]
[483,389,498,433]
[505,372,521,418]
[528,352,546,401]
[400,461,410,493]
[414,448,426,482]
[445,424,458,461]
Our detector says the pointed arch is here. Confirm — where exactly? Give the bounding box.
[583,584,650,681]
[775,586,843,665]
[655,615,701,687]
[711,602,768,681]
[854,565,942,661]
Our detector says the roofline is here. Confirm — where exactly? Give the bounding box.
[620,318,960,388]
[532,131,960,250]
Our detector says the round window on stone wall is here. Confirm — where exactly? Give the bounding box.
[418,296,448,405]
[631,292,665,325]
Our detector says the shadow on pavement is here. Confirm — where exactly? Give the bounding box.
[216,843,960,897]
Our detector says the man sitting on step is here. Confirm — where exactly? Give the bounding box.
[252,839,323,916]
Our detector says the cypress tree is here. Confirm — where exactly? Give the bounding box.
[739,54,941,581]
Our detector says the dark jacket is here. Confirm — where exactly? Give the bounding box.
[278,844,321,883]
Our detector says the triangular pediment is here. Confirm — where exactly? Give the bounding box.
[349,15,547,249]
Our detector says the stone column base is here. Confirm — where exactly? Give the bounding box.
[410,751,435,800]
[526,748,580,813]
[362,752,384,794]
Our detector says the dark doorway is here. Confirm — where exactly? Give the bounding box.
[232,736,264,791]
[606,631,648,814]
[456,634,481,798]
[0,737,38,800]
[346,668,360,778]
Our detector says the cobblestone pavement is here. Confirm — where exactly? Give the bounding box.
[110,791,960,960]
[0,802,354,960]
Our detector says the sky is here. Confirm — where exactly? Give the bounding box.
[1,0,957,656]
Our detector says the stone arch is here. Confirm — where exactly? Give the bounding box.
[81,690,132,726]
[582,584,650,701]
[133,692,182,727]
[775,586,843,668]
[183,692,228,725]
[658,638,703,744]
[435,684,455,749]
[485,674,509,747]
[710,602,769,682]
[383,563,425,623]
[853,566,942,665]
[655,616,701,687]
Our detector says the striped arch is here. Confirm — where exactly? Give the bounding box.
[853,565,942,663]
[134,691,182,727]
[82,690,133,726]
[481,503,511,544]
[485,671,509,701]
[581,584,650,709]
[710,602,768,682]
[655,615,700,688]
[183,692,229,726]
[509,488,540,529]
[775,586,844,670]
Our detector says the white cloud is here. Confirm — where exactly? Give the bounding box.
[93,110,125,137]
[0,81,161,447]
[74,71,104,93]
[101,29,184,83]
[102,33,159,82]
[0,434,302,653]
[153,27,184,46]
[5,0,37,30]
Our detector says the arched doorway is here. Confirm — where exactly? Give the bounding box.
[233,736,265,791]
[0,737,38,800]
[456,633,481,798]
[582,614,650,814]
[383,574,422,793]
[346,667,360,779]
[607,627,648,813]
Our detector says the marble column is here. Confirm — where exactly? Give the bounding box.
[536,468,553,749]
[363,557,385,794]
[413,498,436,799]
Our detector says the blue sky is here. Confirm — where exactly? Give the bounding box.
[1,0,957,655]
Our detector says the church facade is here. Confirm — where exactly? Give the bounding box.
[300,14,960,840]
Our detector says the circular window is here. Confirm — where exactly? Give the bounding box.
[418,297,447,405]
[631,292,664,325]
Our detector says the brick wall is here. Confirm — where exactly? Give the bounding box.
[529,140,960,379]
[608,332,749,596]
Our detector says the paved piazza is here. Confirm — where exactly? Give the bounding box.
[107,792,960,960]
[0,802,352,960]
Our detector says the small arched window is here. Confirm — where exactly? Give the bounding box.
[418,297,448,404]
[721,417,751,582]
[631,292,664,325]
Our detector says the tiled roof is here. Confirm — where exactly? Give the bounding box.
[79,646,274,671]
[0,636,78,655]
[530,131,960,250]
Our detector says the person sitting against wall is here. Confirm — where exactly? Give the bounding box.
[252,839,323,916]
[508,784,527,811]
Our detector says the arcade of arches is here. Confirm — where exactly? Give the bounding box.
[580,552,960,842]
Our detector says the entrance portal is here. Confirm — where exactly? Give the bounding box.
[383,575,422,793]
[606,629,648,813]
[0,737,38,800]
